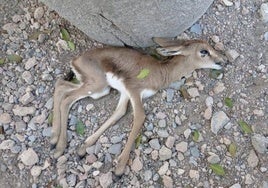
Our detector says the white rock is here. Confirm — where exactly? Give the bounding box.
[25,57,37,70]
[247,149,259,168]
[19,148,39,166]
[0,139,15,150]
[211,111,230,134]
[165,136,175,148]
[2,23,17,35]
[205,96,214,107]
[187,87,200,98]
[176,142,188,153]
[13,106,36,116]
[177,168,185,175]
[226,49,240,62]
[159,146,172,161]
[189,170,199,180]
[162,175,173,188]
[19,92,34,105]
[0,113,11,124]
[251,134,268,154]
[149,139,161,150]
[260,3,268,23]
[22,71,33,84]
[204,107,212,120]
[158,161,169,175]
[245,174,254,185]
[144,170,153,181]
[131,156,143,173]
[31,166,42,177]
[34,7,45,20]
[207,153,220,164]
[183,129,192,139]
[99,172,113,188]
[213,82,226,94]
[222,0,233,6]
[229,183,241,188]
[253,109,264,116]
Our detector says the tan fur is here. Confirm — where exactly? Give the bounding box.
[50,38,224,176]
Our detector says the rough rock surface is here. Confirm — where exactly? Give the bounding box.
[40,0,214,47]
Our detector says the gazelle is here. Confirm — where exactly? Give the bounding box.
[50,37,224,176]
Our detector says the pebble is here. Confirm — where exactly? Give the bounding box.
[67,174,76,187]
[162,175,173,188]
[204,107,212,120]
[213,82,226,94]
[158,161,169,175]
[260,3,268,23]
[189,170,199,180]
[149,139,161,150]
[13,106,36,116]
[0,113,11,124]
[205,96,214,107]
[187,87,200,98]
[225,49,240,62]
[247,149,259,168]
[158,119,166,128]
[144,170,152,181]
[156,112,167,119]
[131,156,143,173]
[25,57,37,70]
[42,127,51,137]
[86,153,97,163]
[12,15,22,23]
[184,129,192,139]
[211,111,230,134]
[38,33,46,43]
[159,146,172,161]
[169,79,185,89]
[19,92,34,105]
[190,23,202,35]
[0,139,15,150]
[34,7,45,20]
[190,146,200,158]
[99,172,113,188]
[157,129,169,138]
[176,141,188,153]
[253,109,264,116]
[151,150,158,160]
[19,148,39,166]
[108,143,122,155]
[22,71,34,84]
[165,136,175,148]
[110,135,123,144]
[264,32,268,41]
[229,183,241,188]
[31,166,42,178]
[207,153,220,164]
[2,23,17,35]
[177,168,185,175]
[166,89,174,102]
[251,134,268,154]
[222,0,233,6]
[245,174,253,185]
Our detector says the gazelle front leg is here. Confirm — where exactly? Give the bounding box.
[77,93,129,157]
[50,79,80,148]
[114,92,145,176]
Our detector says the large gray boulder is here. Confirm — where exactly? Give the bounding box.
[41,0,214,47]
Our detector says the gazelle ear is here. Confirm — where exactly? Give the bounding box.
[156,46,185,56]
[152,37,179,47]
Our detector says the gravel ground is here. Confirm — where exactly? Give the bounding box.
[0,0,267,187]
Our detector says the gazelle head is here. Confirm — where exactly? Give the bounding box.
[153,37,225,70]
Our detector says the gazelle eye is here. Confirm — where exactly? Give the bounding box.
[200,50,210,57]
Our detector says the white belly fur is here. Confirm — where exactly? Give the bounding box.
[106,72,156,99]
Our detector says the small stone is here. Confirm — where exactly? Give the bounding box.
[187,87,200,98]
[211,111,230,134]
[92,170,100,176]
[165,136,175,148]
[67,174,76,187]
[264,32,268,41]
[175,115,181,125]
[251,134,268,154]
[190,146,200,158]
[2,23,17,35]
[22,71,34,84]
[149,139,161,150]
[156,112,167,119]
[213,82,225,94]
[229,183,241,188]
[25,57,37,70]
[222,0,233,6]
[131,156,143,173]
[19,92,34,105]
[215,42,225,51]
[159,146,172,161]
[158,161,169,175]
[184,129,192,139]
[190,23,202,35]
[176,141,188,153]
[0,139,15,150]
[144,170,152,181]
[12,15,22,23]
[42,127,51,137]
[226,49,240,62]
[189,170,199,180]
[177,168,185,175]
[92,161,103,169]
[162,175,173,188]
[204,107,212,120]
[151,150,158,160]
[86,104,94,111]
[108,144,122,155]
[38,34,46,43]
[31,166,42,178]
[211,35,220,43]
[245,174,253,185]
[166,89,174,102]
[158,119,166,128]
[19,148,39,166]
[205,96,214,107]
[157,129,169,138]
[13,106,36,116]
[253,109,264,116]
[247,150,259,168]
[34,7,45,20]
[0,113,11,124]
[110,136,123,144]
[207,153,220,164]
[260,3,268,23]
[15,121,27,132]
[99,172,113,188]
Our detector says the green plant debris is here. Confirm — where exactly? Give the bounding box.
[224,97,233,108]
[209,69,223,79]
[238,120,253,134]
[179,86,191,99]
[137,68,150,79]
[60,28,70,41]
[47,112,53,124]
[192,130,200,142]
[70,77,80,84]
[76,120,85,136]
[0,58,5,65]
[135,134,142,148]
[228,142,237,157]
[67,41,75,51]
[209,164,226,176]
[7,54,22,63]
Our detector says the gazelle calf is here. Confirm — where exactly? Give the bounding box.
[50,37,224,176]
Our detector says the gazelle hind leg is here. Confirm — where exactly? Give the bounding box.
[77,93,129,157]
[50,78,80,147]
